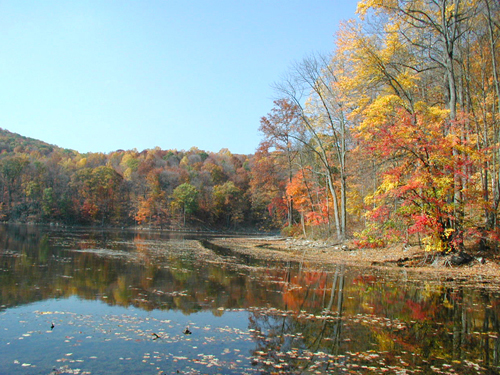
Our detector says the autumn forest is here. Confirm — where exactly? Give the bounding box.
[1,0,500,254]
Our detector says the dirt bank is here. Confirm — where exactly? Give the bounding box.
[206,237,500,287]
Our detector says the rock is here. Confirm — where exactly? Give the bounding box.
[450,251,474,266]
[341,245,349,251]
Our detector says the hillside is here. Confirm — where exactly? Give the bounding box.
[0,128,275,231]
[0,128,62,156]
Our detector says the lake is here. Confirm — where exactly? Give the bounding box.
[0,224,499,374]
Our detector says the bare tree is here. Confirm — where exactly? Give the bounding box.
[274,53,351,241]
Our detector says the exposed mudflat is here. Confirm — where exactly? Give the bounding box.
[205,237,500,289]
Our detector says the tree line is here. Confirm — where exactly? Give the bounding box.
[0,129,269,230]
[256,0,500,252]
[1,0,499,253]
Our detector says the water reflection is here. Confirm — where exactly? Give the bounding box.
[0,224,499,374]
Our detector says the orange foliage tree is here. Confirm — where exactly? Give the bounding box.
[355,103,483,252]
[286,167,331,237]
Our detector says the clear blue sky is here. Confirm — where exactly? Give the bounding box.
[0,1,358,155]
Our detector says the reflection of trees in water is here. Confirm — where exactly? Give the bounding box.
[248,264,347,373]
[0,226,286,314]
[479,290,499,369]
[396,286,500,372]
[1,226,499,373]
[247,264,500,374]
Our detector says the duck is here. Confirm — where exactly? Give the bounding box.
[183,327,192,335]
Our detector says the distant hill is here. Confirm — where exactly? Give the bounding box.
[0,127,269,231]
[0,128,61,156]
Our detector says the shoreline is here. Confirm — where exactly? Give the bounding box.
[206,237,500,288]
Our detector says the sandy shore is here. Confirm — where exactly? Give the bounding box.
[205,237,500,287]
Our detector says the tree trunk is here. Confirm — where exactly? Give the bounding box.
[485,0,500,232]
[327,173,342,241]
[300,211,306,238]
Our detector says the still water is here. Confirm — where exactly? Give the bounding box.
[0,224,499,374]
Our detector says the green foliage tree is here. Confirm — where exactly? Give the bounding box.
[0,155,29,210]
[212,181,245,228]
[171,183,199,226]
